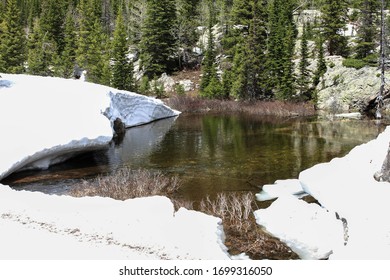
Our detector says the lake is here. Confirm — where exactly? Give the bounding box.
[3,113,387,204]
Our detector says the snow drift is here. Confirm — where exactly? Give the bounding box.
[0,74,230,260]
[256,126,390,259]
[0,74,179,180]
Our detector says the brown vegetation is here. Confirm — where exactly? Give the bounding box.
[69,168,180,200]
[166,95,316,117]
[69,168,298,259]
[200,193,299,260]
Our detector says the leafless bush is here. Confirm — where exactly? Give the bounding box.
[200,193,299,259]
[69,168,180,200]
[166,95,316,117]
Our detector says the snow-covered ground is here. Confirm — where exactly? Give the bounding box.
[255,126,390,259]
[0,185,229,260]
[0,74,229,260]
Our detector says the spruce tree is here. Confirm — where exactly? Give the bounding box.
[111,10,135,91]
[76,0,111,85]
[297,23,311,99]
[140,0,178,78]
[177,0,201,69]
[230,0,267,100]
[200,1,222,98]
[267,0,297,100]
[0,0,26,74]
[58,6,78,78]
[39,0,66,54]
[355,0,379,59]
[313,34,327,87]
[27,18,57,76]
[321,0,349,56]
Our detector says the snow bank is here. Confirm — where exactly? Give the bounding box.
[255,195,344,259]
[0,74,179,180]
[256,126,390,259]
[0,184,229,259]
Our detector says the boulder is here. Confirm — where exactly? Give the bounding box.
[316,56,389,114]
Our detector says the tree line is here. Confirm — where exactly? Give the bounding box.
[0,0,386,101]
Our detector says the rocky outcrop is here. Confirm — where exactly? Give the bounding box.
[316,56,389,114]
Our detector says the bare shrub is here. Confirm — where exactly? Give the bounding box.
[166,95,316,117]
[70,168,180,200]
[200,193,299,259]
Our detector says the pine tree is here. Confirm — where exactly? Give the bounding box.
[313,34,327,87]
[297,23,311,99]
[177,0,201,69]
[230,0,267,100]
[140,0,178,78]
[27,18,57,76]
[0,0,26,73]
[321,0,349,56]
[39,0,66,54]
[76,0,97,70]
[200,1,222,98]
[58,6,78,78]
[76,0,111,85]
[355,0,379,59]
[111,10,135,91]
[230,0,253,27]
[267,0,297,100]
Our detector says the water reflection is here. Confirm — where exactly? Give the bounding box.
[5,114,386,202]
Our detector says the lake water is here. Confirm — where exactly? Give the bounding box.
[4,114,387,203]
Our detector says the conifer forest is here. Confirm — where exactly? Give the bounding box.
[0,0,388,102]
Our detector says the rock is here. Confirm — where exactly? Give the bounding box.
[157,73,175,92]
[316,56,389,114]
[178,79,194,92]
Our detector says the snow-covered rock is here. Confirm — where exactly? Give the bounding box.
[0,184,229,259]
[0,74,179,180]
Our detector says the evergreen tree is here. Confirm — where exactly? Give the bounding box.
[177,0,201,69]
[355,0,379,59]
[76,0,97,70]
[76,0,111,85]
[230,0,253,27]
[230,0,267,100]
[58,6,78,78]
[297,23,311,99]
[313,34,327,87]
[111,10,135,91]
[321,0,349,56]
[39,0,66,54]
[200,1,222,98]
[267,0,297,100]
[27,18,57,76]
[0,0,26,73]
[140,0,178,78]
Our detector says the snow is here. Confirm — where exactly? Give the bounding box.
[256,179,306,201]
[0,185,229,260]
[0,74,229,260]
[256,126,390,259]
[0,74,179,180]
[255,195,345,260]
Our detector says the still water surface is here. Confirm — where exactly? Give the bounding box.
[4,114,387,202]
